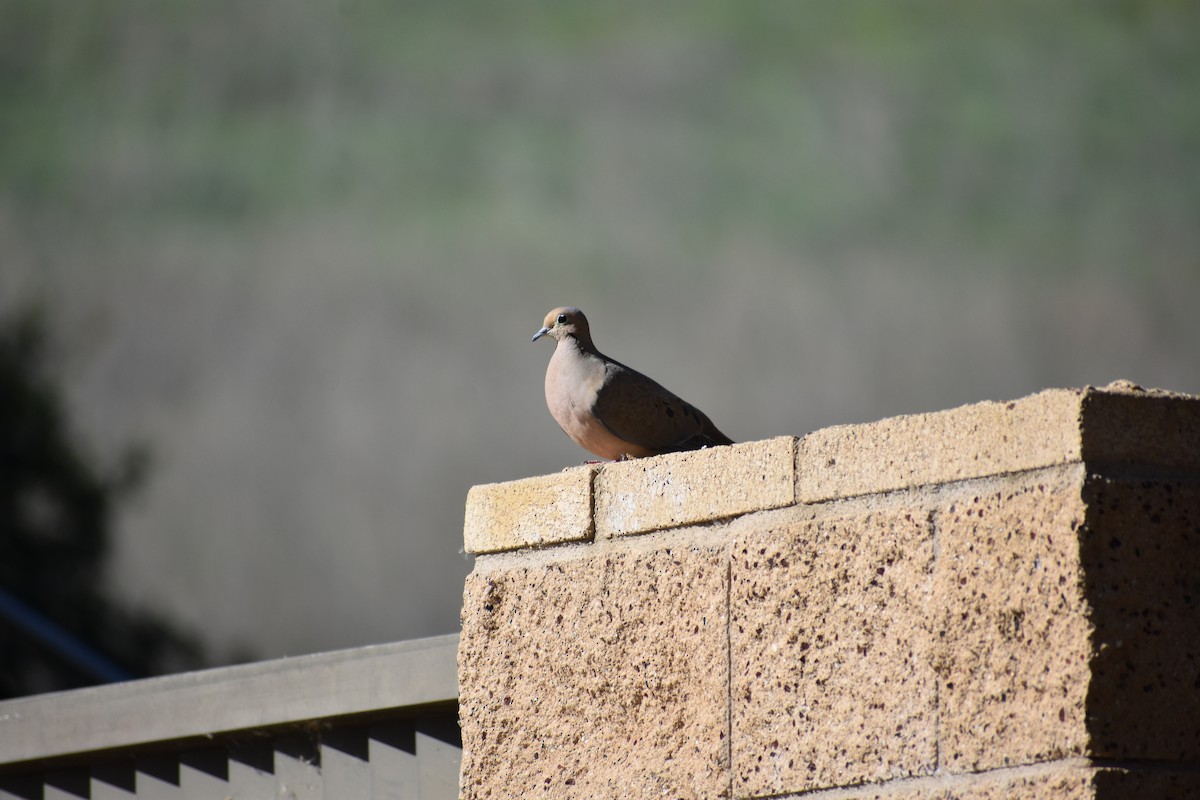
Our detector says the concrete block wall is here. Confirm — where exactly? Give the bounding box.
[457,383,1200,799]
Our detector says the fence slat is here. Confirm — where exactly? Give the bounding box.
[368,721,419,800]
[321,729,371,798]
[179,749,227,800]
[274,736,322,800]
[135,756,180,800]
[90,761,135,799]
[226,741,276,799]
[0,776,40,800]
[415,717,460,800]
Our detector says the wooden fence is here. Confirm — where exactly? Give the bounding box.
[0,634,460,799]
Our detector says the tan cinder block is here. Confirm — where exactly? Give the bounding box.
[798,389,1085,503]
[1089,766,1200,799]
[458,544,730,799]
[824,762,1200,799]
[595,436,797,538]
[462,465,597,554]
[1081,475,1200,761]
[731,510,937,796]
[1080,383,1200,468]
[934,769,1096,800]
[933,466,1092,773]
[826,764,1095,800]
[798,385,1200,505]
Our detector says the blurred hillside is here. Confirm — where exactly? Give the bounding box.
[2,1,1198,665]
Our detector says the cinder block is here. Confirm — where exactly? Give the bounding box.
[798,389,1084,503]
[1079,383,1200,468]
[731,510,937,796]
[799,384,1200,505]
[825,763,1200,799]
[1080,476,1200,762]
[458,544,730,799]
[1089,766,1200,799]
[933,467,1093,773]
[462,465,597,554]
[595,436,797,538]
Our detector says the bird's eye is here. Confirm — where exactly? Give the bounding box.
[557,314,567,324]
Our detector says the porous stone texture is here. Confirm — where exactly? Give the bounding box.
[1081,475,1200,761]
[731,510,937,796]
[458,544,730,799]
[595,436,796,538]
[798,389,1084,503]
[824,762,1200,799]
[1079,381,1200,467]
[933,467,1093,773]
[462,465,597,554]
[1087,766,1200,799]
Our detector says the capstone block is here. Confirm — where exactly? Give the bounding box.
[463,465,597,554]
[595,436,796,538]
[798,389,1084,503]
[1079,382,1200,468]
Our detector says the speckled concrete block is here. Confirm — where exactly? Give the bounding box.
[731,510,938,796]
[1079,383,1200,467]
[463,465,597,554]
[933,467,1093,773]
[798,383,1200,504]
[832,766,1100,800]
[826,763,1200,799]
[458,543,730,799]
[1081,476,1200,762]
[1088,766,1200,800]
[798,389,1084,503]
[595,436,796,538]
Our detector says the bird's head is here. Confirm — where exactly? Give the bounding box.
[532,306,591,345]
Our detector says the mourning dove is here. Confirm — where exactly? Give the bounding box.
[532,306,734,460]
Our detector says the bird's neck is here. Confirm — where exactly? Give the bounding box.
[561,333,597,354]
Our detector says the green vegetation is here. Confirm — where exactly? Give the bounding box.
[4,1,1198,269]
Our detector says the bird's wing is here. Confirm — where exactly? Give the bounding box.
[591,359,721,454]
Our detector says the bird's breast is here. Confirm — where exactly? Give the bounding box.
[545,345,651,460]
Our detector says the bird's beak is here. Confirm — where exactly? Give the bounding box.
[532,326,550,342]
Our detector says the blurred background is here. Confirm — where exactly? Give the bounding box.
[2,1,1198,695]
